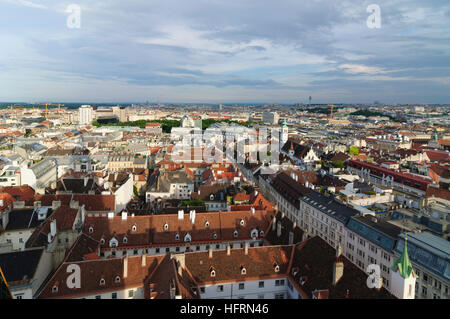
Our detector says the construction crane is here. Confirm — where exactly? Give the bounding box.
[37,103,64,119]
[328,104,334,124]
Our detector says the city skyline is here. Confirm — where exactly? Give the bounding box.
[1,0,450,104]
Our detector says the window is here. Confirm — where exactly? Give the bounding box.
[88,226,93,233]
[258,294,264,299]
[100,238,105,245]
[155,248,160,253]
[274,293,285,299]
[132,225,137,232]
[239,283,245,290]
[96,295,101,299]
[165,248,170,253]
[123,237,128,244]
[275,279,285,286]
[100,278,105,285]
[199,287,205,294]
[115,276,121,283]
[217,285,224,292]
[128,290,134,298]
[112,292,117,299]
[259,281,264,288]
[52,285,58,293]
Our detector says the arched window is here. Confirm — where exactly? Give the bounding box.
[241,266,246,275]
[115,276,121,283]
[210,267,216,277]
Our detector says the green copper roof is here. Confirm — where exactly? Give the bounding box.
[391,235,416,279]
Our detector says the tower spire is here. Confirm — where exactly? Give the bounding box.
[392,233,415,279]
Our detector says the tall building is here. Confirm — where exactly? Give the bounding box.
[79,105,93,125]
[112,106,127,122]
[262,112,279,125]
[280,119,288,151]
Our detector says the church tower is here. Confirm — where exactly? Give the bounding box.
[390,233,417,299]
[280,119,288,151]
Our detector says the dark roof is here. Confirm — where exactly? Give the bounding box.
[0,248,44,283]
[281,140,311,160]
[290,236,394,299]
[271,172,311,209]
[265,211,304,246]
[302,191,359,224]
[5,209,47,231]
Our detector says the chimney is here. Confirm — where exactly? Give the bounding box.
[302,231,308,242]
[178,210,184,220]
[244,242,249,255]
[191,210,196,224]
[333,246,344,286]
[226,244,231,256]
[141,253,146,267]
[50,220,57,237]
[121,212,127,220]
[336,244,342,258]
[272,216,276,231]
[33,201,41,210]
[123,255,128,278]
[251,207,255,214]
[81,205,86,224]
[277,221,282,237]
[174,254,185,277]
[208,247,213,259]
[108,212,114,219]
[288,231,294,245]
[69,200,79,209]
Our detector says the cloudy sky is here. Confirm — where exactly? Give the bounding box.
[0,0,449,103]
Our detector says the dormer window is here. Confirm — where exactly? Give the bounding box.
[274,263,280,273]
[184,233,192,243]
[240,266,246,275]
[251,229,258,239]
[213,233,217,240]
[210,267,216,277]
[210,194,214,201]
[175,233,180,241]
[123,237,128,244]
[100,238,105,245]
[163,223,169,231]
[88,226,93,233]
[115,276,121,283]
[100,278,105,286]
[260,230,264,237]
[205,221,210,228]
[240,219,245,227]
[233,230,238,238]
[132,225,137,232]
[52,285,58,293]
